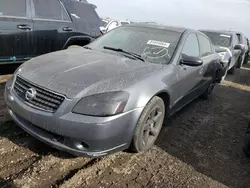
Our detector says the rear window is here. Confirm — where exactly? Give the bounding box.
[68,2,100,23]
[0,0,26,17]
[201,31,232,48]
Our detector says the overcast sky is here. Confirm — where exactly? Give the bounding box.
[91,0,250,38]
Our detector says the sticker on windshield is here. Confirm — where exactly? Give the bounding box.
[147,40,170,48]
[220,34,231,38]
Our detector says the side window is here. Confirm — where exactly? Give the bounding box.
[33,0,70,21]
[0,0,26,17]
[182,33,200,57]
[198,35,212,57]
[236,34,242,43]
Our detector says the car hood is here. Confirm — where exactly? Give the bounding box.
[18,48,162,99]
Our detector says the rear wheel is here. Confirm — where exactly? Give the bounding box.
[201,82,215,100]
[131,96,165,153]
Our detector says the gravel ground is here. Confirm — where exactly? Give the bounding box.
[0,64,250,188]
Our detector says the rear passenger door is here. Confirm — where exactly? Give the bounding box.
[0,0,34,64]
[31,0,75,56]
[197,34,216,87]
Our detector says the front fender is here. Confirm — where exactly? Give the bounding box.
[125,68,176,112]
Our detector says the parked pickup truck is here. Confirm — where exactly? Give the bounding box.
[0,0,101,65]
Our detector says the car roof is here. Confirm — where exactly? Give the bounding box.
[200,29,235,36]
[127,23,188,33]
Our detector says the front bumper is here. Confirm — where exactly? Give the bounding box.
[4,78,143,157]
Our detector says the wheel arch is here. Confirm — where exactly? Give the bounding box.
[62,36,93,49]
[135,90,171,121]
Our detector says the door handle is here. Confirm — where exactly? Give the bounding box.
[62,27,74,32]
[17,24,32,31]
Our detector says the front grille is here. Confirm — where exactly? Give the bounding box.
[13,76,65,112]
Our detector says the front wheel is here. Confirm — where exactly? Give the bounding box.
[228,65,235,74]
[131,96,165,153]
[236,56,243,68]
[67,45,82,49]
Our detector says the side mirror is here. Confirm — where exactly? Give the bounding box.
[234,44,244,51]
[180,54,203,66]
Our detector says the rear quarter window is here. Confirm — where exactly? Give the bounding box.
[0,0,26,17]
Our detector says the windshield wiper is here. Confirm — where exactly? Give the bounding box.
[103,46,144,62]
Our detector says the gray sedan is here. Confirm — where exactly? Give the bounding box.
[5,24,221,157]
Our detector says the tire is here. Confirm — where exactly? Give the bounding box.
[243,123,250,156]
[236,56,243,68]
[243,54,249,64]
[221,63,229,80]
[67,45,82,49]
[228,65,235,74]
[201,82,215,100]
[131,96,165,153]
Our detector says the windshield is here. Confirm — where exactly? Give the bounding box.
[201,31,232,47]
[101,20,109,27]
[88,26,181,64]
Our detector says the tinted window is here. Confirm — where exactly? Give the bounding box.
[88,26,181,64]
[201,31,232,48]
[34,0,69,21]
[198,35,212,57]
[68,2,101,23]
[61,5,71,21]
[182,34,200,57]
[236,34,243,44]
[0,0,26,17]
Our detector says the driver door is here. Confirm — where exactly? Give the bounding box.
[173,33,203,111]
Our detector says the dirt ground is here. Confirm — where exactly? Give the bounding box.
[0,64,250,188]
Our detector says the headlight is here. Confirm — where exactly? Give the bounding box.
[72,91,130,117]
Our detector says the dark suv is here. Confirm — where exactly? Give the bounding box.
[0,0,101,65]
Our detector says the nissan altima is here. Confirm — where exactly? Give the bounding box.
[5,24,222,157]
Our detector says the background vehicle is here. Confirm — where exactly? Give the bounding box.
[243,122,250,156]
[244,37,249,63]
[0,0,101,66]
[235,32,248,68]
[200,30,243,76]
[5,24,223,157]
[100,17,130,33]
